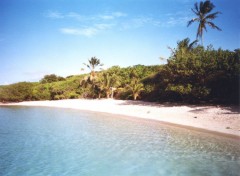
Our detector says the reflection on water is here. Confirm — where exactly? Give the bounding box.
[0,107,239,176]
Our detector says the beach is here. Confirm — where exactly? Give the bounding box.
[1,99,240,137]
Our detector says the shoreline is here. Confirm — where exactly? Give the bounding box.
[1,99,240,138]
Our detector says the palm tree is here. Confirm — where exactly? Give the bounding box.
[98,73,119,98]
[187,0,221,45]
[168,38,198,59]
[177,38,198,51]
[80,57,103,98]
[83,57,103,80]
[127,78,144,100]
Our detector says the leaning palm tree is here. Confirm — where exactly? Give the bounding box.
[187,0,221,45]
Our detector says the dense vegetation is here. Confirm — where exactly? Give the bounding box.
[143,40,239,104]
[0,40,239,104]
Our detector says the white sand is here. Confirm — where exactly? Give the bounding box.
[1,99,240,137]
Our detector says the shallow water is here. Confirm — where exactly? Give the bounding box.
[0,107,239,176]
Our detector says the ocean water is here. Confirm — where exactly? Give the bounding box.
[0,107,239,176]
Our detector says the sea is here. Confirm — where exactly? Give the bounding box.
[0,106,239,176]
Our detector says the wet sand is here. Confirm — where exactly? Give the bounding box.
[1,99,240,137]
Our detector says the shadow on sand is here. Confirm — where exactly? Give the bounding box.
[118,100,240,115]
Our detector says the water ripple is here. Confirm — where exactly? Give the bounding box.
[0,107,239,176]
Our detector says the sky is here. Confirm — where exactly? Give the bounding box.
[0,0,239,85]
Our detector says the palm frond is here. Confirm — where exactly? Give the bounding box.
[188,39,198,50]
[207,21,222,31]
[199,1,204,14]
[194,2,199,13]
[191,8,198,16]
[203,0,214,14]
[187,18,198,27]
[205,11,221,20]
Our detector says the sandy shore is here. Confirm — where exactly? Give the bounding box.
[1,99,240,137]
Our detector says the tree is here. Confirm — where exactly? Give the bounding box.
[187,0,221,45]
[98,72,119,98]
[168,38,198,59]
[40,74,65,83]
[0,82,35,102]
[80,57,104,98]
[127,78,144,100]
[83,57,103,80]
[32,84,51,100]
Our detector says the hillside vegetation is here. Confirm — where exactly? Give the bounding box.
[1,41,239,104]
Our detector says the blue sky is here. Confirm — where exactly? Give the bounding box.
[0,0,239,85]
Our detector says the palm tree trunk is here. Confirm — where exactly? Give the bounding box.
[133,94,137,100]
[106,90,111,98]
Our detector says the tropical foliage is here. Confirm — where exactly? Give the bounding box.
[40,74,65,83]
[0,82,35,102]
[143,40,239,104]
[127,78,144,100]
[0,45,239,104]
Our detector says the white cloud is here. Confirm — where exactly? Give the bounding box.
[45,11,128,36]
[66,12,86,21]
[45,11,86,21]
[121,16,160,30]
[112,12,127,17]
[47,10,190,37]
[60,23,113,37]
[95,23,114,30]
[99,15,114,20]
[129,11,191,29]
[121,12,190,29]
[46,11,127,21]
[167,17,188,27]
[60,28,97,37]
[162,11,191,27]
[165,16,189,26]
[45,11,64,19]
[99,12,127,20]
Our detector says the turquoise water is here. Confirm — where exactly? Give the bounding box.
[0,107,239,176]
